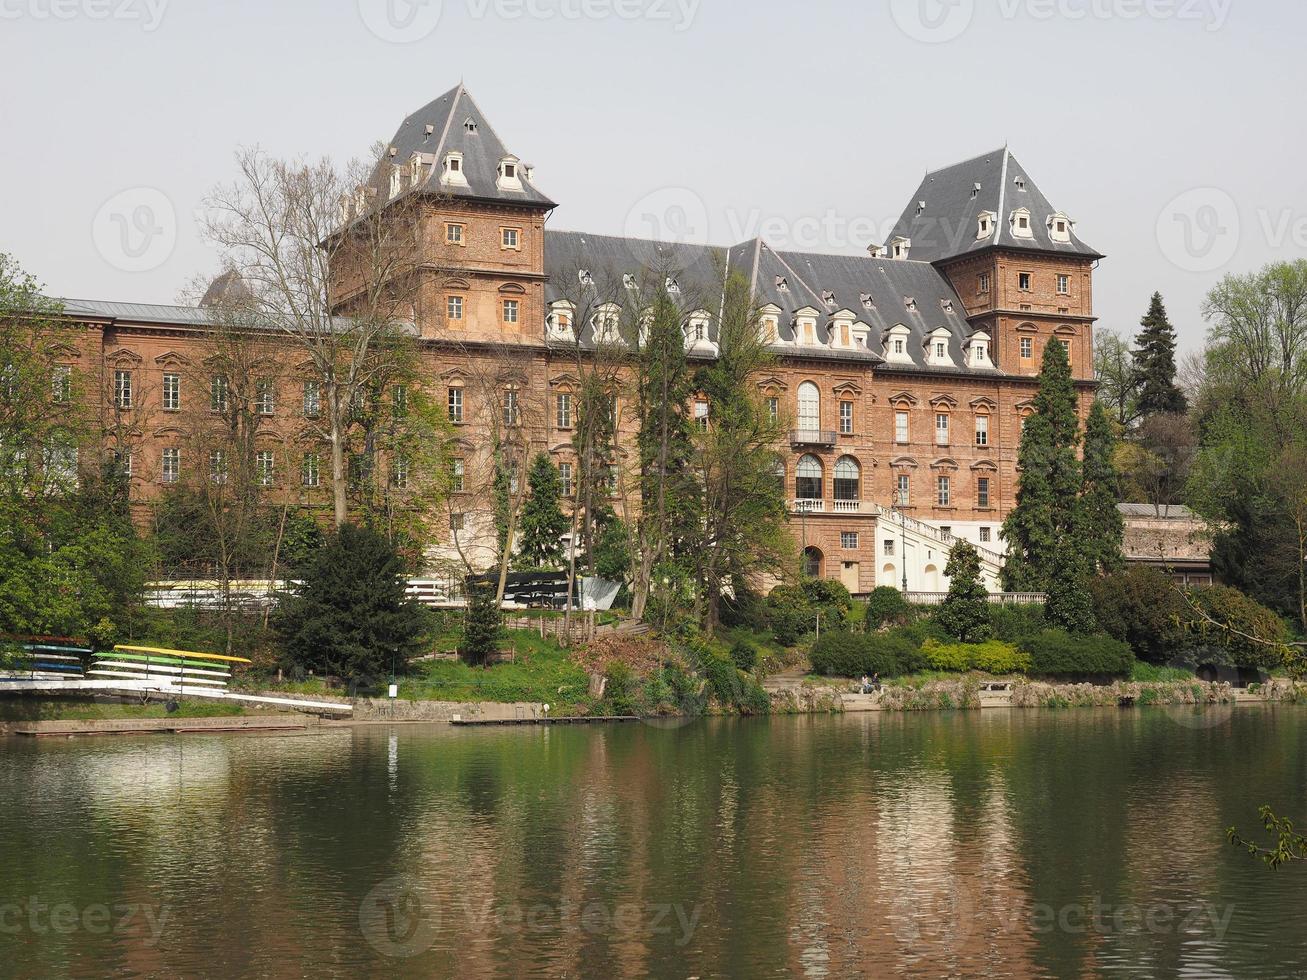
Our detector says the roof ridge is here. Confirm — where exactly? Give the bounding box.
[418,81,463,191]
[924,146,1009,177]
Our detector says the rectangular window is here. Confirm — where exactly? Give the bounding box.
[450,458,464,493]
[501,227,520,249]
[503,389,519,426]
[935,412,949,446]
[767,396,779,423]
[113,369,132,409]
[210,376,229,413]
[695,400,709,430]
[839,401,853,434]
[113,448,132,479]
[978,273,990,294]
[446,223,464,244]
[162,447,180,484]
[52,365,72,403]
[447,386,464,423]
[303,381,320,417]
[606,464,619,493]
[301,453,320,488]
[883,539,895,557]
[450,513,465,532]
[502,299,519,324]
[256,450,275,486]
[975,415,989,446]
[256,379,275,416]
[840,531,859,549]
[162,372,180,411]
[209,449,227,485]
[556,392,572,429]
[391,385,408,419]
[447,295,464,320]
[895,410,909,444]
[897,473,910,506]
[392,456,409,490]
[1060,338,1071,353]
[559,462,573,498]
[979,526,991,542]
[977,476,991,508]
[936,476,951,507]
[1018,272,1032,291]
[1057,274,1070,295]
[1020,337,1033,359]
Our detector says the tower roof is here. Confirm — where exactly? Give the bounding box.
[378,84,555,208]
[886,147,1101,263]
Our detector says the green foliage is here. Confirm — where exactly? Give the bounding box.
[1018,629,1134,677]
[694,642,769,714]
[729,640,757,672]
[1043,510,1098,635]
[920,638,1030,674]
[274,523,427,679]
[864,586,911,630]
[1133,292,1187,417]
[1228,805,1307,870]
[603,661,639,716]
[1186,584,1288,671]
[809,631,923,678]
[988,603,1047,643]
[936,541,993,642]
[765,580,849,645]
[1080,401,1125,575]
[460,581,503,667]
[516,452,568,570]
[1130,660,1193,682]
[1090,566,1190,664]
[588,505,631,582]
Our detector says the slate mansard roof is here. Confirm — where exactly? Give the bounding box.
[887,147,1101,263]
[543,230,990,373]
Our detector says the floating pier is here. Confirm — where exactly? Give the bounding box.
[450,715,640,726]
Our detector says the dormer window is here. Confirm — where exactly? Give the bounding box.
[497,157,523,191]
[1048,212,1073,243]
[1011,208,1033,238]
[1014,175,1027,191]
[926,327,955,367]
[867,243,884,259]
[904,297,917,312]
[665,276,679,294]
[915,200,926,216]
[935,342,946,358]
[794,308,819,345]
[891,237,911,260]
[548,301,576,341]
[884,324,913,364]
[822,290,836,308]
[463,117,478,133]
[759,312,779,344]
[442,152,467,186]
[977,210,996,239]
[971,182,981,200]
[775,276,789,291]
[941,300,954,314]
[409,154,425,185]
[578,269,593,286]
[623,273,637,290]
[895,339,904,354]
[591,304,622,344]
[860,293,873,310]
[389,167,403,199]
[967,331,992,368]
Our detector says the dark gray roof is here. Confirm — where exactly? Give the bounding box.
[378,84,555,209]
[544,231,994,373]
[58,298,368,334]
[1118,503,1197,519]
[887,147,1100,263]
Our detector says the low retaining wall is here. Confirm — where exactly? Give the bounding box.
[346,698,545,722]
[2,714,315,736]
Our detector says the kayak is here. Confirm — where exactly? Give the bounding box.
[113,644,252,665]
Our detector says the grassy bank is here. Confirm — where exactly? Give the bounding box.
[0,698,251,723]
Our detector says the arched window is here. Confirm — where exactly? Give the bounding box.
[796,454,823,500]
[803,547,823,579]
[797,381,820,431]
[833,456,861,501]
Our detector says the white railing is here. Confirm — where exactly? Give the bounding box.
[832,499,862,513]
[906,591,1046,606]
[866,502,1007,566]
[792,498,824,513]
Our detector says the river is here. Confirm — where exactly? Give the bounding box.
[2,706,1305,978]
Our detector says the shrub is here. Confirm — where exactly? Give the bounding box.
[920,638,970,672]
[801,578,852,616]
[1090,567,1189,664]
[1019,629,1133,677]
[604,661,639,715]
[1186,585,1288,671]
[729,640,757,672]
[988,603,1047,643]
[920,638,1029,674]
[809,632,921,678]
[765,581,848,645]
[864,586,911,630]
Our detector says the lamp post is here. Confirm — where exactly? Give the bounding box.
[895,500,908,593]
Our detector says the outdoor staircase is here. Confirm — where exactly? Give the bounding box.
[864,503,1007,591]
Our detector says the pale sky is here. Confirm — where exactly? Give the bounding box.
[2,0,1303,352]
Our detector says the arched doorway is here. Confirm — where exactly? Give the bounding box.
[803,546,823,579]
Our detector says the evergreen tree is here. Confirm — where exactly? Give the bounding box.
[461,580,502,667]
[936,540,993,642]
[1001,340,1083,592]
[1132,292,1187,417]
[516,452,568,569]
[1080,401,1125,575]
[1045,507,1098,634]
[275,523,426,680]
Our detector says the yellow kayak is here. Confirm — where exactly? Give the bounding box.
[113,644,253,665]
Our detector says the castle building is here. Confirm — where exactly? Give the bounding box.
[55,84,1100,594]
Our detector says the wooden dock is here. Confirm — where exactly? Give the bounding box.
[450,715,640,727]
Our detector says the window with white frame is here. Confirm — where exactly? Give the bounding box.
[52,365,72,403]
[896,473,910,505]
[935,412,950,446]
[447,295,464,320]
[766,396,779,423]
[392,455,409,489]
[796,454,823,500]
[113,448,132,479]
[502,299,519,324]
[450,513,465,532]
[256,450,275,486]
[303,380,321,417]
[447,386,463,423]
[1057,274,1070,295]
[1018,272,1032,291]
[895,410,909,444]
[979,525,991,542]
[256,379,275,416]
[162,447,180,484]
[1020,337,1033,359]
[210,376,229,413]
[839,400,853,434]
[977,477,991,508]
[884,539,895,556]
[113,369,132,409]
[503,388,519,426]
[556,392,572,429]
[840,531,859,549]
[302,453,320,487]
[978,273,990,294]
[209,449,227,484]
[162,372,180,411]
[975,414,989,446]
[937,475,951,506]
[559,461,573,498]
[695,400,709,430]
[446,223,464,244]
[833,456,860,501]
[501,227,520,249]
[450,458,464,493]
[797,381,820,431]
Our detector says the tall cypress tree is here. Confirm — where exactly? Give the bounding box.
[1080,401,1125,575]
[937,540,993,642]
[1001,340,1083,592]
[1132,292,1187,417]
[516,452,568,570]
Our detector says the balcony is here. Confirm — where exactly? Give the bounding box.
[832,499,863,513]
[790,428,836,447]
[792,498,824,513]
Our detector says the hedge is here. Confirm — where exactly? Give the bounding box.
[809,632,921,678]
[1018,629,1134,677]
[921,638,1030,674]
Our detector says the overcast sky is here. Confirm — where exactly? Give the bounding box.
[2,0,1303,351]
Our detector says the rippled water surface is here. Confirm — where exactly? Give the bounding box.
[2,706,1307,978]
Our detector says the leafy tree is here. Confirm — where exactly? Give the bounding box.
[516,452,568,569]
[274,523,426,680]
[1044,505,1098,634]
[1133,292,1187,417]
[1002,339,1082,592]
[588,505,631,582]
[460,580,502,667]
[936,540,993,642]
[1093,327,1140,428]
[1080,401,1125,574]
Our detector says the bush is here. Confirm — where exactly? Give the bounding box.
[809,632,921,678]
[920,638,1030,674]
[865,586,911,630]
[988,603,1047,643]
[1019,629,1133,677]
[801,578,852,615]
[603,661,639,716]
[920,638,970,672]
[1186,584,1288,671]
[729,640,757,672]
[1090,567,1189,664]
[696,644,769,714]
[765,581,848,645]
